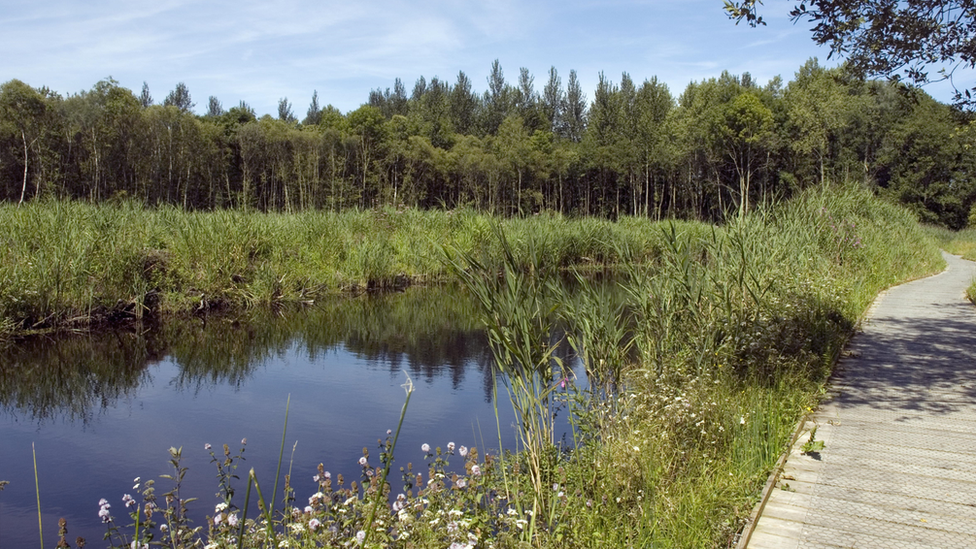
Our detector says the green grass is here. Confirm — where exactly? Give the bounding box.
[0,202,672,338]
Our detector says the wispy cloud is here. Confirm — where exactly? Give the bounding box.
[0,0,884,115]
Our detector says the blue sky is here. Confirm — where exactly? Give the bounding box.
[1,0,957,116]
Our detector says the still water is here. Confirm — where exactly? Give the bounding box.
[0,287,581,547]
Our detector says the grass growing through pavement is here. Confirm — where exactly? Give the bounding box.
[13,184,944,548]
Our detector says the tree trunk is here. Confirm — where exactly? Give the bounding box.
[19,130,28,205]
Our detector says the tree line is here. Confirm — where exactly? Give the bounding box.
[2,58,975,227]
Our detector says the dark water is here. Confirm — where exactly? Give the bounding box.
[0,287,582,547]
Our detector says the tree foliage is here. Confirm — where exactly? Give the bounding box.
[1,58,973,226]
[725,0,976,104]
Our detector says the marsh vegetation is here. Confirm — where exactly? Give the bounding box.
[0,185,945,548]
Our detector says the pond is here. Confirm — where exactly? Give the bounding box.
[0,286,584,547]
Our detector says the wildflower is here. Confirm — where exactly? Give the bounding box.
[359,456,368,467]
[459,446,468,457]
[309,518,321,531]
[421,443,430,453]
[241,438,247,445]
[214,514,222,526]
[455,478,467,489]
[122,494,136,508]
[227,513,239,527]
[447,441,455,453]
[740,416,746,425]
[215,502,228,513]
[471,465,481,476]
[387,429,392,435]
[205,443,212,450]
[98,508,111,523]
[356,530,366,544]
[99,498,109,508]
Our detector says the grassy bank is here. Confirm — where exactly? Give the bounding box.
[0,202,682,339]
[59,184,944,549]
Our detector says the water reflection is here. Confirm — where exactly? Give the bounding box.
[0,285,582,547]
[0,286,499,422]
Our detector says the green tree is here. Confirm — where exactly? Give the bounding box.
[139,82,153,108]
[304,90,322,125]
[784,59,851,185]
[559,70,587,142]
[726,0,976,105]
[163,82,194,113]
[449,71,479,136]
[0,80,48,203]
[721,92,774,216]
[347,105,388,208]
[277,97,296,124]
[206,96,224,118]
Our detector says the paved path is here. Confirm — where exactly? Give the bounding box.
[744,252,976,549]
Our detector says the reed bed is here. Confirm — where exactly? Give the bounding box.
[0,202,668,338]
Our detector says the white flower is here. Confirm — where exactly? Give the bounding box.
[421,443,430,453]
[227,513,239,527]
[459,446,468,457]
[356,530,366,544]
[447,442,455,452]
[359,456,368,467]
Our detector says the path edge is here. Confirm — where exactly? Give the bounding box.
[731,255,952,549]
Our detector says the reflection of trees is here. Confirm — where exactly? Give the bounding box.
[0,330,156,422]
[0,282,605,422]
[0,286,492,419]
